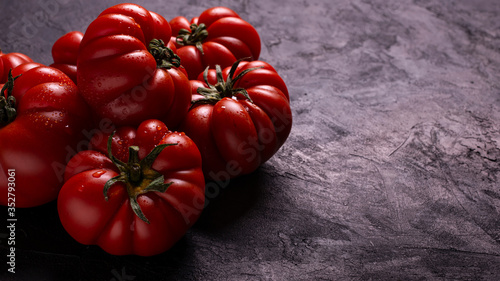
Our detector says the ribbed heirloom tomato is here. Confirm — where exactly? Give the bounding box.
[0,63,90,207]
[50,31,83,84]
[0,50,33,83]
[58,119,205,256]
[77,3,191,129]
[180,60,292,181]
[170,6,261,79]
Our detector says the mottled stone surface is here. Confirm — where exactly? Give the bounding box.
[1,0,499,280]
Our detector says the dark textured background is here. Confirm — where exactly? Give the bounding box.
[1,0,500,280]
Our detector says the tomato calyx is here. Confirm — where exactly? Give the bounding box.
[0,69,21,127]
[193,59,263,106]
[148,39,181,69]
[176,23,208,55]
[103,132,177,224]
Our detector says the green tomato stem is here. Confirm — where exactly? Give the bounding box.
[0,70,20,127]
[102,132,177,224]
[193,58,264,107]
[176,23,208,55]
[148,39,181,69]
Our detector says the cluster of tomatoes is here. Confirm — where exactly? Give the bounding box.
[0,3,292,256]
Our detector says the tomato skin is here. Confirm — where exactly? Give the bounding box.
[77,4,190,129]
[50,31,83,84]
[170,6,261,79]
[0,64,90,207]
[174,45,204,80]
[58,119,205,256]
[0,51,33,83]
[180,61,292,181]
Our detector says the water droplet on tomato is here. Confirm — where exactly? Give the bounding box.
[97,82,102,87]
[92,170,106,178]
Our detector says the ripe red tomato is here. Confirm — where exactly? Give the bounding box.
[77,3,191,129]
[58,119,205,256]
[50,31,83,84]
[170,6,261,79]
[179,60,292,181]
[0,50,33,83]
[0,63,90,207]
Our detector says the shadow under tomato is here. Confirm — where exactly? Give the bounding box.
[193,167,265,231]
[6,201,86,254]
[1,168,264,280]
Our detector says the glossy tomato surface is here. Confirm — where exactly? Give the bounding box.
[50,31,83,84]
[77,3,191,129]
[0,50,33,83]
[58,119,205,256]
[170,6,261,79]
[180,60,292,181]
[0,63,90,207]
